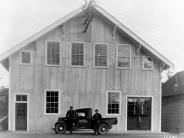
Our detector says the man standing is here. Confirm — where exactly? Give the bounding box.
[66,106,76,134]
[92,109,102,135]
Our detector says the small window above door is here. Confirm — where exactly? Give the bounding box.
[16,95,27,102]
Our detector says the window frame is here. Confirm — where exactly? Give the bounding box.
[14,93,29,131]
[45,40,61,66]
[70,42,85,67]
[116,44,131,69]
[93,43,109,68]
[125,95,153,131]
[44,89,61,115]
[20,50,33,65]
[142,56,153,70]
[106,91,121,116]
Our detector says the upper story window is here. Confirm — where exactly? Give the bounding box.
[44,90,60,115]
[94,43,108,68]
[116,44,131,69]
[107,91,121,115]
[71,42,84,66]
[20,51,32,65]
[143,56,153,70]
[46,41,60,66]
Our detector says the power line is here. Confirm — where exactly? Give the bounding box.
[90,3,176,42]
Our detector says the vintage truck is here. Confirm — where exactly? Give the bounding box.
[53,108,117,135]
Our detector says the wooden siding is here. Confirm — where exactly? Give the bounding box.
[8,12,162,132]
[162,95,184,133]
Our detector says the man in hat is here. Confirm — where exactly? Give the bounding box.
[66,106,76,134]
[92,109,102,134]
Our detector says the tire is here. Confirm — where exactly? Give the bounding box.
[98,123,109,135]
[55,123,66,134]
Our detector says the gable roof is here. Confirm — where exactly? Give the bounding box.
[0,4,174,69]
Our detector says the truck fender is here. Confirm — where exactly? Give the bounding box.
[55,121,66,126]
[101,121,111,129]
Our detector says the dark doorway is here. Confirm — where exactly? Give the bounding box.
[15,94,27,131]
[15,103,27,130]
[127,97,152,130]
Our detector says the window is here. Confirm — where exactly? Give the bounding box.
[127,97,152,130]
[77,112,85,117]
[117,44,131,69]
[94,44,108,67]
[45,90,59,114]
[143,56,153,70]
[107,91,121,115]
[21,51,32,64]
[16,95,27,102]
[71,42,84,66]
[46,41,60,65]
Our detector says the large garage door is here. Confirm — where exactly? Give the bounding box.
[127,97,152,130]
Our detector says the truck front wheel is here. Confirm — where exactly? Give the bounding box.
[98,123,109,135]
[55,123,66,134]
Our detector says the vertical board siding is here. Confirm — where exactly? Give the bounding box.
[9,12,161,132]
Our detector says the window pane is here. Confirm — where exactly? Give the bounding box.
[46,91,59,114]
[16,95,21,101]
[55,108,58,113]
[71,43,84,66]
[95,56,107,66]
[47,41,60,65]
[21,51,31,64]
[118,57,130,68]
[117,45,130,68]
[107,92,120,114]
[22,95,27,101]
[54,92,58,97]
[143,57,153,69]
[95,44,107,67]
[118,45,130,57]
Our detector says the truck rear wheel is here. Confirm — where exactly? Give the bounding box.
[55,123,66,134]
[98,123,109,135]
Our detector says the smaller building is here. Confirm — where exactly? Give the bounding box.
[0,87,8,117]
[0,87,8,131]
[162,71,184,133]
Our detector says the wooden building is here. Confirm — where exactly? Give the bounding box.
[162,71,184,133]
[0,4,173,133]
[0,87,8,131]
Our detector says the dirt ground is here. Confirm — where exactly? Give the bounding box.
[0,131,183,138]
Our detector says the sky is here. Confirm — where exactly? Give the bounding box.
[0,0,184,86]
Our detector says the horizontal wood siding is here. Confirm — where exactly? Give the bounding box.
[9,12,162,132]
[162,95,184,133]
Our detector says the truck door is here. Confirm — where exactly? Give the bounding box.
[76,112,88,129]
